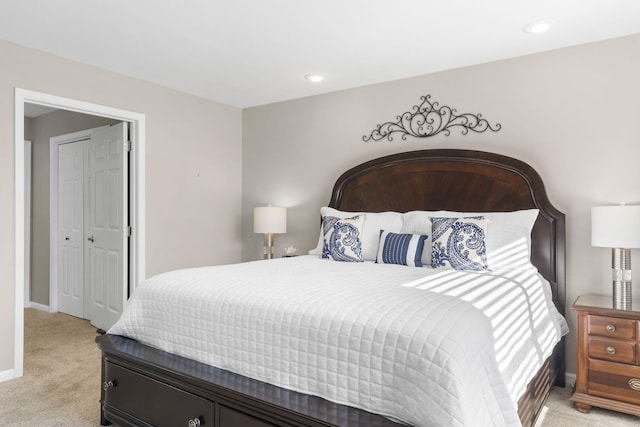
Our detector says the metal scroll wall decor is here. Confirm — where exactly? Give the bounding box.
[362,94,501,142]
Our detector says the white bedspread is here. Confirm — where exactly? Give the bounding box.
[109,256,568,427]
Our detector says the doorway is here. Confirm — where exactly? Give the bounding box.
[13,88,146,380]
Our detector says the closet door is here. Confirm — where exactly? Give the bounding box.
[57,141,85,318]
[86,122,128,331]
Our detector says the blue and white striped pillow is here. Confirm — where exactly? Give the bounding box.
[376,230,428,267]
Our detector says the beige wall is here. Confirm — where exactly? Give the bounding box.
[24,117,33,140]
[242,34,640,376]
[27,110,119,306]
[0,39,242,374]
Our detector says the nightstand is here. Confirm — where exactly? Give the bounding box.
[570,294,640,416]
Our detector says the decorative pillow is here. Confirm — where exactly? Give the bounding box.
[309,207,403,260]
[376,230,428,267]
[321,215,365,262]
[431,216,490,270]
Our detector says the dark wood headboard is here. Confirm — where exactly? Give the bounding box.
[328,149,566,317]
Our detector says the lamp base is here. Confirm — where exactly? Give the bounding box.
[613,281,632,310]
[263,233,275,260]
[612,247,632,310]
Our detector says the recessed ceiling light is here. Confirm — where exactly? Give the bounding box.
[304,73,325,83]
[523,20,554,34]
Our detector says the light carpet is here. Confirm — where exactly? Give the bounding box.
[1,308,639,426]
[0,309,100,426]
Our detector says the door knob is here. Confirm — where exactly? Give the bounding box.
[87,236,95,242]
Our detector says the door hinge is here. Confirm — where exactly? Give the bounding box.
[124,140,131,152]
[126,226,132,238]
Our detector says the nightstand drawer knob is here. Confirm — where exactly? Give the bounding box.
[606,346,616,355]
[188,418,201,427]
[102,380,114,391]
[606,324,616,333]
[629,378,640,391]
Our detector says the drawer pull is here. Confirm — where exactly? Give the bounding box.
[102,380,115,391]
[629,378,640,391]
[606,324,616,333]
[188,418,201,427]
[606,346,616,355]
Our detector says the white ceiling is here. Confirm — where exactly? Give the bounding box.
[2,0,640,108]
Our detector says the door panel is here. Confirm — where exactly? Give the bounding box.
[57,141,85,318]
[87,122,128,331]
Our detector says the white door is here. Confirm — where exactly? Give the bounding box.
[57,140,85,318]
[86,123,128,331]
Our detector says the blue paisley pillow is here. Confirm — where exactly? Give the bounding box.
[431,216,490,271]
[322,215,365,262]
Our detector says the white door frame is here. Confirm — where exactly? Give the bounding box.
[13,88,146,380]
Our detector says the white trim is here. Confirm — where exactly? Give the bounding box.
[13,108,25,379]
[13,88,146,380]
[565,372,576,388]
[24,141,31,308]
[0,369,16,383]
[28,301,52,313]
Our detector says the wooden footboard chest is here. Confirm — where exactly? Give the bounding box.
[97,334,404,427]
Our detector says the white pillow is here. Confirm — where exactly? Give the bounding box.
[309,207,404,261]
[310,207,539,269]
[400,211,436,266]
[401,209,539,269]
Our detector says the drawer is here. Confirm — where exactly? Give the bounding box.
[104,361,214,426]
[589,359,640,405]
[218,405,278,427]
[588,336,636,364]
[589,315,636,340]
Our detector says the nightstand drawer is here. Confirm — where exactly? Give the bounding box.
[588,337,636,364]
[589,315,636,340]
[589,359,640,405]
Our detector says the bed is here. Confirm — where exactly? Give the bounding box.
[96,148,567,427]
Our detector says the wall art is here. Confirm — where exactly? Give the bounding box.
[363,94,501,142]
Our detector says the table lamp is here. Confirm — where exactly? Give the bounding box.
[592,204,640,309]
[254,205,287,259]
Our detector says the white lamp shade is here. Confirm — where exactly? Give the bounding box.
[592,205,640,248]
[254,206,287,234]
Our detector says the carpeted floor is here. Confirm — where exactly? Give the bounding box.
[534,383,639,427]
[0,309,100,426]
[1,308,639,426]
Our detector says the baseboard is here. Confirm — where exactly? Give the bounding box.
[28,301,51,313]
[565,372,576,388]
[0,368,16,383]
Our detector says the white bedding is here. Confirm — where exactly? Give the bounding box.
[109,256,568,427]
